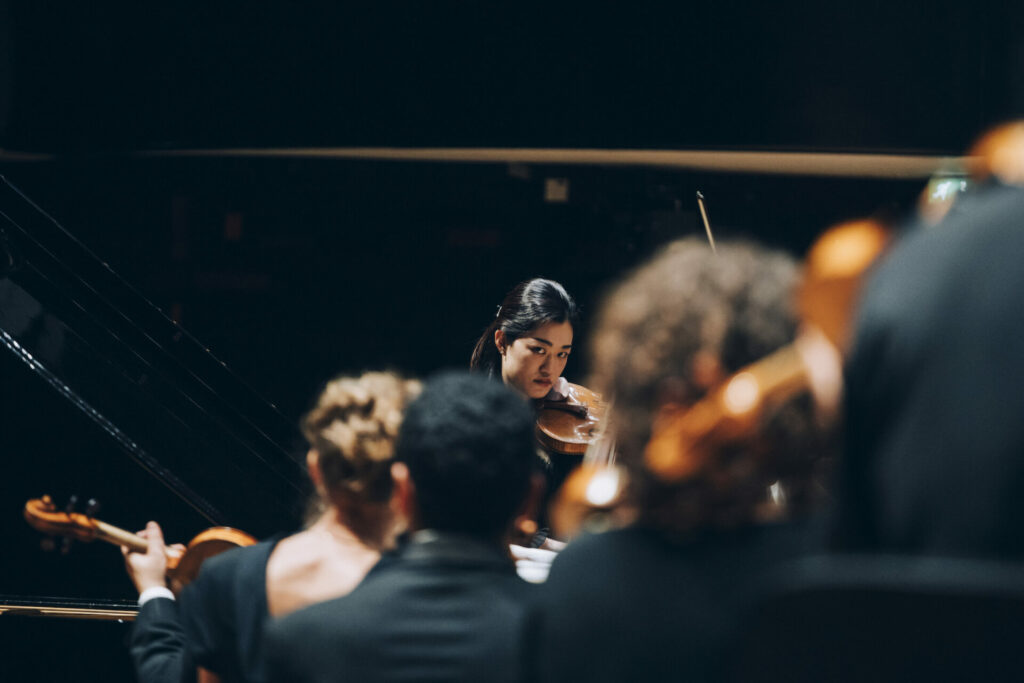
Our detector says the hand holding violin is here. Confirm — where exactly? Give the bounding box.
[121,521,185,594]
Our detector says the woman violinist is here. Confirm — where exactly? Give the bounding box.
[122,371,420,683]
[470,278,578,402]
[470,278,597,554]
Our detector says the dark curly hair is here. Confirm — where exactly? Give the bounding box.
[396,371,537,537]
[589,238,832,533]
[470,278,579,379]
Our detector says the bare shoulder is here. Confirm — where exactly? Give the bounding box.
[265,528,381,617]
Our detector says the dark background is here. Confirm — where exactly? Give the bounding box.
[1,3,1023,679]
[2,3,1021,153]
[2,1,1021,416]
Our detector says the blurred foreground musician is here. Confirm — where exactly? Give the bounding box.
[723,129,1024,683]
[124,372,419,683]
[535,238,837,682]
[833,144,1024,559]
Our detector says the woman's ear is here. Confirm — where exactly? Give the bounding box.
[390,461,418,529]
[494,329,507,355]
[306,449,325,494]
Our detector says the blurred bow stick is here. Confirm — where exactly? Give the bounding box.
[696,191,717,253]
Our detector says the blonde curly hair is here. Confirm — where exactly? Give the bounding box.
[302,372,422,507]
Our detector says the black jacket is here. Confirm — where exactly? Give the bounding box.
[130,596,192,683]
[129,539,278,683]
[833,182,1024,559]
[263,530,534,683]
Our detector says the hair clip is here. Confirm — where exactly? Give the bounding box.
[495,305,503,318]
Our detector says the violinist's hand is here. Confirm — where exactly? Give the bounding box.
[121,521,174,595]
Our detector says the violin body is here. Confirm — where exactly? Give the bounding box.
[165,526,258,593]
[535,382,609,455]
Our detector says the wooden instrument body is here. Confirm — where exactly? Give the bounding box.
[535,382,609,456]
[166,526,258,593]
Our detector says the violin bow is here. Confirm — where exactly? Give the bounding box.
[696,191,717,254]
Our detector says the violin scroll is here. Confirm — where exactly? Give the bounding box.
[25,496,105,545]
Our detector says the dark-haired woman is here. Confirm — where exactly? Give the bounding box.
[123,372,420,683]
[470,278,578,402]
[471,279,585,556]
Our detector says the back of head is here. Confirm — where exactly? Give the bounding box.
[589,237,828,531]
[303,372,422,509]
[396,371,536,537]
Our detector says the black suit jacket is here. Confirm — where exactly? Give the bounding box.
[130,597,194,683]
[833,182,1024,559]
[534,523,814,683]
[263,531,535,683]
[128,539,278,683]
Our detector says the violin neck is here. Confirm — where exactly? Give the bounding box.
[92,520,149,554]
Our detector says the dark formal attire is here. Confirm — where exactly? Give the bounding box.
[263,530,534,683]
[129,538,279,683]
[131,595,191,683]
[534,522,813,682]
[832,182,1024,559]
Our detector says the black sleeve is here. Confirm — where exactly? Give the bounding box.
[262,599,343,683]
[262,615,304,683]
[177,560,234,676]
[129,597,197,683]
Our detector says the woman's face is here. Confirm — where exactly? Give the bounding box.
[496,320,574,399]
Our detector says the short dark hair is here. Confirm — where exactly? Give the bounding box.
[470,278,579,379]
[396,371,536,537]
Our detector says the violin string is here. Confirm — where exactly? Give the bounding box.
[582,396,616,467]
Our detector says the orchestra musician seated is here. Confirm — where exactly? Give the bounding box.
[470,277,584,555]
[534,238,838,682]
[263,371,543,683]
[832,127,1024,560]
[122,371,420,683]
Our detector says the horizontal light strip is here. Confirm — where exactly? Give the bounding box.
[137,147,971,179]
[0,604,137,621]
